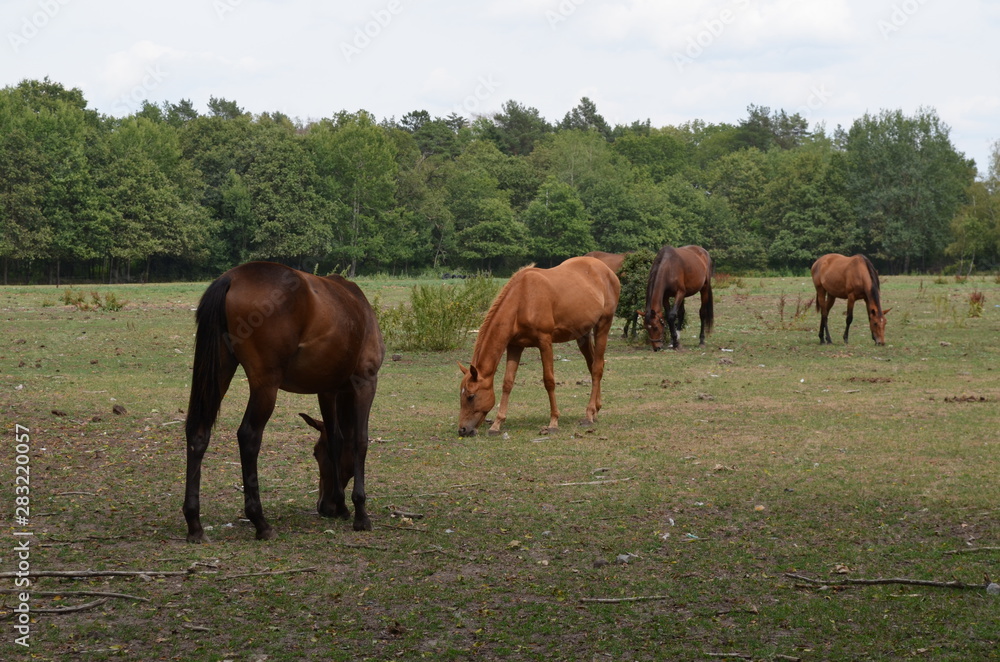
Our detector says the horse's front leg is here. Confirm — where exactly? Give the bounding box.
[491,346,523,435]
[347,378,378,532]
[666,296,684,349]
[843,295,856,344]
[537,340,560,432]
[317,395,351,521]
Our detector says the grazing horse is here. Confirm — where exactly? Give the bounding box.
[184,262,385,542]
[811,253,890,345]
[458,256,620,437]
[640,245,714,351]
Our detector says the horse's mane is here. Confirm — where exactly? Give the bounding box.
[861,255,882,309]
[474,263,535,357]
[644,247,671,312]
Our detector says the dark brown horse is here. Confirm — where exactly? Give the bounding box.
[184,262,384,542]
[811,253,890,345]
[458,256,620,436]
[640,245,714,350]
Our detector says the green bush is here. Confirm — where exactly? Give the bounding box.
[376,275,501,351]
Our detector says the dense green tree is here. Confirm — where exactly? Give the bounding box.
[482,100,552,156]
[523,177,594,264]
[559,97,612,140]
[846,108,975,271]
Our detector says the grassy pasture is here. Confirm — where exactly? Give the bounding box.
[2,273,999,661]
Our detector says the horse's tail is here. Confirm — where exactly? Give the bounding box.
[861,255,882,310]
[185,275,233,439]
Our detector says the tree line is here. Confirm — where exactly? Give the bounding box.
[1,77,996,285]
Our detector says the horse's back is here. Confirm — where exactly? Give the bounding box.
[812,254,869,298]
[584,251,626,274]
[653,245,712,295]
[221,262,384,389]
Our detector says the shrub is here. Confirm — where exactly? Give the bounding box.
[376,275,501,351]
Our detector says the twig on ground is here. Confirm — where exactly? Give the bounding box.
[32,598,109,613]
[0,589,149,602]
[217,567,317,581]
[56,492,97,496]
[944,546,1000,555]
[704,653,752,660]
[0,569,192,579]
[785,572,985,590]
[580,595,670,604]
[332,542,390,551]
[387,508,424,519]
[559,477,633,487]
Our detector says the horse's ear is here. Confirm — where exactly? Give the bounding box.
[882,307,892,315]
[458,362,469,375]
[298,412,324,432]
[469,364,479,381]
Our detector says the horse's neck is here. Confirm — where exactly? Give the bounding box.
[647,265,668,312]
[471,308,515,377]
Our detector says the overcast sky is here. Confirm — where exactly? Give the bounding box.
[3,0,998,176]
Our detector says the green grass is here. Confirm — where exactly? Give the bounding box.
[2,274,999,660]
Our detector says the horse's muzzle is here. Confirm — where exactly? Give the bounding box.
[458,426,478,438]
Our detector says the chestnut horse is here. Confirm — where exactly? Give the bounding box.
[640,245,714,351]
[458,256,620,437]
[585,251,639,338]
[184,262,384,542]
[811,253,889,345]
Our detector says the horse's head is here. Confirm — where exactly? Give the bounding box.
[458,362,495,436]
[867,306,891,346]
[638,308,666,351]
[299,413,353,517]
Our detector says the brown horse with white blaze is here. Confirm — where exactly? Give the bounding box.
[458,256,621,437]
[184,262,384,542]
[811,253,889,345]
[640,245,714,351]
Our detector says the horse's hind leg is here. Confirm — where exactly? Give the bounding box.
[819,293,835,344]
[237,385,279,540]
[183,356,237,543]
[315,395,349,520]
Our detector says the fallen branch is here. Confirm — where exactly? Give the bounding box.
[216,567,317,581]
[387,508,424,519]
[580,594,670,604]
[56,491,97,497]
[331,542,390,551]
[559,477,633,487]
[944,546,1000,555]
[704,654,752,660]
[0,569,192,579]
[0,589,149,602]
[785,572,985,590]
[32,598,109,613]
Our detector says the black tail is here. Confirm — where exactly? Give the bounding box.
[185,276,232,439]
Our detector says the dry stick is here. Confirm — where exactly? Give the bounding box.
[784,573,985,590]
[33,598,109,614]
[704,654,752,660]
[56,491,97,496]
[559,477,633,487]
[0,569,192,579]
[217,567,317,581]
[580,595,670,604]
[0,589,149,602]
[944,546,1000,555]
[332,542,390,552]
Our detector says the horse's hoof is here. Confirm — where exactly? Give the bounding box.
[353,517,373,532]
[186,532,209,544]
[578,419,595,428]
[255,527,277,541]
[487,428,502,436]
